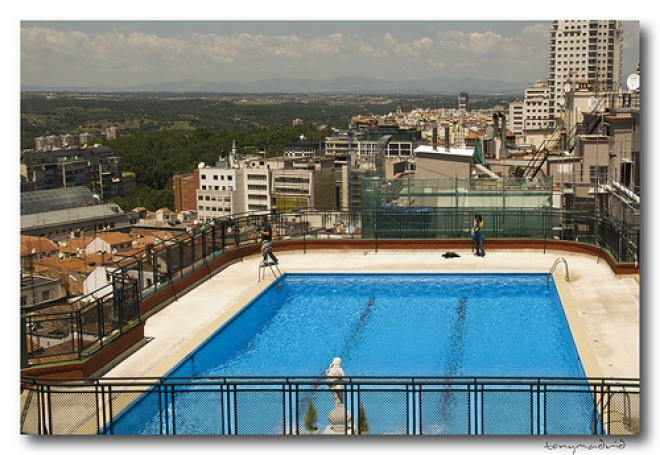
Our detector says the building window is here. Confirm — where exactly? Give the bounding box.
[41,290,50,301]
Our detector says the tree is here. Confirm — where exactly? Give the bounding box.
[303,399,319,434]
[357,402,370,434]
[128,185,174,212]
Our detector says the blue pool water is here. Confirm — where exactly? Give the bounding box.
[112,273,591,435]
[173,272,585,378]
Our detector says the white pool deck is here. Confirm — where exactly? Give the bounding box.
[103,248,640,380]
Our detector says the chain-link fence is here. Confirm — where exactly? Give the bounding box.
[21,376,639,436]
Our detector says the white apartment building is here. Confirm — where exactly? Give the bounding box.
[241,160,271,213]
[523,80,552,131]
[197,166,239,221]
[196,157,271,222]
[548,20,623,121]
[508,100,524,135]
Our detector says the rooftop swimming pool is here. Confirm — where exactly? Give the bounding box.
[112,272,592,435]
[173,272,585,378]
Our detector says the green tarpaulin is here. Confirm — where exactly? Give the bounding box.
[472,139,491,169]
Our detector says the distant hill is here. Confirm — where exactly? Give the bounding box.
[23,75,527,95]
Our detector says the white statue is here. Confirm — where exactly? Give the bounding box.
[326,357,345,405]
[324,357,352,434]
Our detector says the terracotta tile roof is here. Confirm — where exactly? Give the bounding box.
[151,231,175,242]
[20,236,58,256]
[93,231,133,246]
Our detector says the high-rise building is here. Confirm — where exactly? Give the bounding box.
[548,20,623,122]
[458,92,469,113]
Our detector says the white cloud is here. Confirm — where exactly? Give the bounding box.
[435,30,516,56]
[21,21,595,87]
[381,33,434,58]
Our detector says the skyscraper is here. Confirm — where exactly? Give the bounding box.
[548,20,623,120]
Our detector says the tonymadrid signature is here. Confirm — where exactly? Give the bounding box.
[544,439,626,454]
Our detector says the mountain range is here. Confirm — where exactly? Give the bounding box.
[22,75,527,95]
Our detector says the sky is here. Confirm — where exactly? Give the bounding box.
[16,6,640,90]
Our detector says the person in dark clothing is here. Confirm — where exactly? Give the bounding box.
[259,216,279,264]
[472,214,485,257]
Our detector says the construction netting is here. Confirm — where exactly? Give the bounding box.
[360,175,554,239]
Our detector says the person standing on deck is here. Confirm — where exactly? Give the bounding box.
[259,216,279,264]
[472,214,485,257]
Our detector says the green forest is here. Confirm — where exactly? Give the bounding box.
[20,95,401,149]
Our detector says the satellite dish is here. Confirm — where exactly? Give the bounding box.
[626,73,640,91]
[557,95,566,107]
[197,162,205,169]
[588,96,598,111]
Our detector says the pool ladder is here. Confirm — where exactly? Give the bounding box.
[547,257,569,287]
[258,259,281,282]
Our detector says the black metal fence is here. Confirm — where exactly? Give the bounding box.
[21,280,141,366]
[20,376,639,436]
[20,208,639,367]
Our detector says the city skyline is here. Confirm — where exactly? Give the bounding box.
[20,17,640,92]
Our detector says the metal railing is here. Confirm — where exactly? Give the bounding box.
[20,376,639,436]
[21,279,141,366]
[547,257,569,286]
[20,208,639,368]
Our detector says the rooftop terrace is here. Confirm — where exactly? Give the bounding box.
[102,247,639,381]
